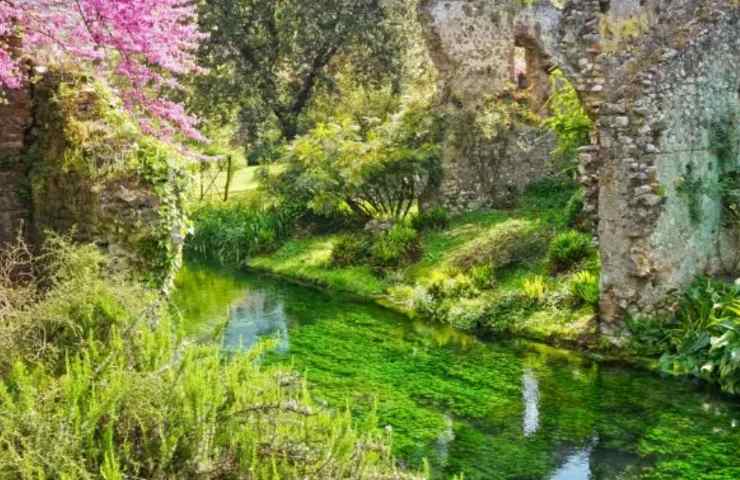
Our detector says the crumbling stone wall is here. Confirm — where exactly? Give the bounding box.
[588,0,740,334]
[418,0,560,211]
[419,0,740,334]
[0,84,33,247]
[0,77,187,288]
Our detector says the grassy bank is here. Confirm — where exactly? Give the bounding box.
[247,180,600,347]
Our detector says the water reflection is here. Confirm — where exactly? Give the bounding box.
[522,367,540,437]
[435,414,455,467]
[223,290,289,352]
[550,444,593,480]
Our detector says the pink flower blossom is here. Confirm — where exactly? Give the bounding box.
[0,0,206,140]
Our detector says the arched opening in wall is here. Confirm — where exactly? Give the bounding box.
[513,35,552,115]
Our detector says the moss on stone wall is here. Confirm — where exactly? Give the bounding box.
[26,74,188,288]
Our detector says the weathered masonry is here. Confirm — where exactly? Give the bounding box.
[0,76,187,287]
[419,0,740,335]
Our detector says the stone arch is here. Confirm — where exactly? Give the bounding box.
[419,0,740,337]
[512,31,554,114]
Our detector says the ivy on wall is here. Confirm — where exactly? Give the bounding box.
[27,73,189,288]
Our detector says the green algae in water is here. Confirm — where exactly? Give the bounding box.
[174,263,740,480]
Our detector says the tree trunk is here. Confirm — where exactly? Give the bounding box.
[223,155,234,202]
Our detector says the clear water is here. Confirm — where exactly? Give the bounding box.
[174,263,740,480]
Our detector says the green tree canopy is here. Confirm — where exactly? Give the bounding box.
[194,0,403,149]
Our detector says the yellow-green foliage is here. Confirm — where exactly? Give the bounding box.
[0,238,420,479]
[569,270,600,308]
[50,77,182,180]
[29,75,189,287]
[523,275,548,303]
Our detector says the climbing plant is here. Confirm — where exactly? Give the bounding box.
[712,113,740,226]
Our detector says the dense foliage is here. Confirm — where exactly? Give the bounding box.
[630,279,740,394]
[0,237,418,479]
[542,69,593,166]
[185,200,298,267]
[265,94,444,222]
[194,0,404,147]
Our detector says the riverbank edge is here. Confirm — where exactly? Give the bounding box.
[244,262,661,374]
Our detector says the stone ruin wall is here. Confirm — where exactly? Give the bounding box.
[0,83,33,247]
[419,0,559,211]
[591,0,740,333]
[419,0,740,334]
[0,77,186,287]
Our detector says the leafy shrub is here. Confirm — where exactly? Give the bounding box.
[565,188,586,228]
[452,220,546,271]
[523,275,548,304]
[186,201,297,267]
[547,231,593,272]
[446,297,490,331]
[412,272,480,326]
[569,271,600,307]
[0,238,418,479]
[470,264,496,290]
[411,207,450,231]
[369,225,421,268]
[658,279,740,394]
[425,272,478,300]
[268,95,444,222]
[331,233,371,267]
[479,294,532,334]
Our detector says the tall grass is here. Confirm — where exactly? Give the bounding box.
[0,237,421,479]
[185,201,298,267]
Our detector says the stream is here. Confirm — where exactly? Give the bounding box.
[173,263,740,480]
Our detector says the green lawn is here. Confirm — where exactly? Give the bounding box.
[196,164,286,201]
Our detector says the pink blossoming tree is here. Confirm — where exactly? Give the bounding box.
[0,0,205,140]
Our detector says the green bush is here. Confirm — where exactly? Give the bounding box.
[331,233,371,267]
[542,69,592,166]
[0,238,419,479]
[522,275,548,304]
[186,201,297,267]
[479,294,532,334]
[369,225,421,269]
[658,279,740,394]
[470,264,496,290]
[445,297,490,331]
[411,272,480,327]
[565,189,586,228]
[452,220,546,271]
[411,207,450,231]
[268,95,444,223]
[569,271,600,307]
[547,231,593,272]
